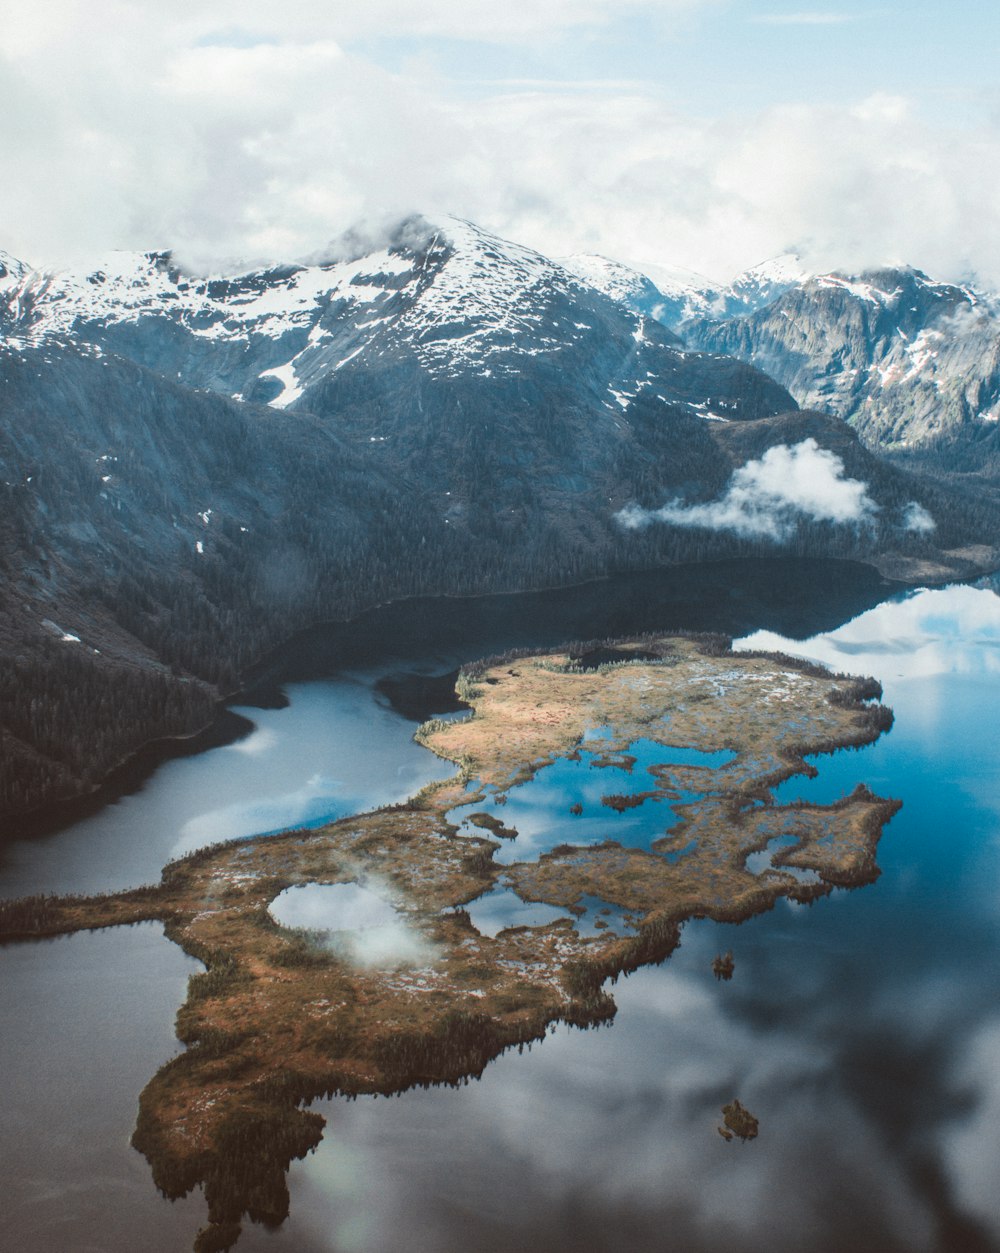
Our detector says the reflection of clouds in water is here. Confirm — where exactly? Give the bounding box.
[943,1016,1000,1241]
[736,584,1000,682]
[269,880,436,970]
[450,741,701,866]
[285,958,938,1253]
[481,972,930,1250]
[157,680,456,863]
[223,724,278,756]
[463,888,571,938]
[171,772,344,857]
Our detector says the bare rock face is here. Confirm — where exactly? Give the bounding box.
[580,252,1000,466]
[683,267,1000,456]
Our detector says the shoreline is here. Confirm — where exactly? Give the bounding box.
[1,555,902,840]
[0,633,902,1252]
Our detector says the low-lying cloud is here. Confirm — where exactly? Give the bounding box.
[902,500,936,533]
[616,438,877,540]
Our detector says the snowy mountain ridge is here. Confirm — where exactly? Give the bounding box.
[6,213,1000,454]
[2,214,776,423]
[1,215,666,405]
[562,250,812,328]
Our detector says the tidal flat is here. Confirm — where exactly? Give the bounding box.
[0,633,899,1253]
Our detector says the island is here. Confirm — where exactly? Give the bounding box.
[0,633,900,1253]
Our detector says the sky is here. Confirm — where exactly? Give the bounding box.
[3,0,1000,284]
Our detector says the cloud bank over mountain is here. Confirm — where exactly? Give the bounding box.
[4,2,1000,285]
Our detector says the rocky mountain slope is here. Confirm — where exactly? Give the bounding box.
[684,267,1000,454]
[576,252,1000,466]
[1,216,996,823]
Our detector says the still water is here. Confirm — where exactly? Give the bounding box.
[3,561,1000,1252]
[448,738,738,865]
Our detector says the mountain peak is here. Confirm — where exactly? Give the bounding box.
[733,253,810,293]
[0,249,29,285]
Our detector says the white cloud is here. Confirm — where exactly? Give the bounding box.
[616,438,877,539]
[1,0,709,55]
[903,501,936,534]
[3,3,1000,287]
[269,879,438,969]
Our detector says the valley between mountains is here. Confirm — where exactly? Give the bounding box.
[1,214,998,823]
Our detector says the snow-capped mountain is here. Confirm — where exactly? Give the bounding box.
[1,215,790,426]
[567,247,1000,457]
[561,252,809,331]
[682,266,1000,452]
[725,254,811,318]
[3,215,997,824]
[558,254,702,324]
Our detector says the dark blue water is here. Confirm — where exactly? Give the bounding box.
[3,568,1000,1253]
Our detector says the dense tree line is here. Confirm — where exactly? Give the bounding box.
[2,345,998,823]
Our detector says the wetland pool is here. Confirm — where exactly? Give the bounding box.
[448,737,737,864]
[3,561,1000,1252]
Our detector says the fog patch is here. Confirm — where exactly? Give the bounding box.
[300,212,438,269]
[616,439,877,540]
[269,880,436,969]
[902,501,936,533]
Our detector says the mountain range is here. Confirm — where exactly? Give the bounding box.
[2,214,998,822]
[572,249,1000,473]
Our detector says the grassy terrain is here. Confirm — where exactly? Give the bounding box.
[0,634,900,1253]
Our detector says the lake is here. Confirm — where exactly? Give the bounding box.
[3,560,999,1253]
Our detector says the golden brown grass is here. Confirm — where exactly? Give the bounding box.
[0,634,900,1251]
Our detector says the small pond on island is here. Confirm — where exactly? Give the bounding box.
[3,559,1000,1253]
[447,736,738,864]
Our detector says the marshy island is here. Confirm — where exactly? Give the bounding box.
[0,633,900,1253]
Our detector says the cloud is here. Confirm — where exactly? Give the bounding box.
[616,439,877,539]
[3,3,1000,288]
[902,501,936,534]
[2,0,709,55]
[269,879,438,969]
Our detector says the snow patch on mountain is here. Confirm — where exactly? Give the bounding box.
[563,251,811,330]
[0,250,29,287]
[0,215,795,428]
[11,245,419,348]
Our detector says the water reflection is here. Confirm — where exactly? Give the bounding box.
[2,925,206,1253]
[462,887,572,938]
[4,572,1000,1252]
[0,679,454,899]
[737,582,1000,682]
[448,739,736,865]
[233,583,1000,1253]
[744,835,822,885]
